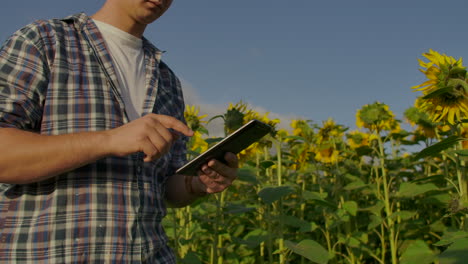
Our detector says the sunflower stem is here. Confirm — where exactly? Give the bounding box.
[377,134,398,264]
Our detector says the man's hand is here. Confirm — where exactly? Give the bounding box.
[193,152,239,194]
[105,114,193,162]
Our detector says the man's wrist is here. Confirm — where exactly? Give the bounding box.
[185,175,208,197]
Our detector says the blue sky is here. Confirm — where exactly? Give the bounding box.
[1,0,467,133]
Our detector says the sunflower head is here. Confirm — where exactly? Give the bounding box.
[224,101,248,134]
[461,123,468,149]
[244,110,280,137]
[316,118,346,144]
[346,130,378,149]
[314,144,340,164]
[238,142,260,166]
[356,102,395,132]
[187,131,209,154]
[412,50,468,125]
[291,119,315,139]
[184,105,208,132]
[404,103,438,139]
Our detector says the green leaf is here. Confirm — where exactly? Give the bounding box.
[430,220,447,233]
[414,136,463,160]
[285,240,331,264]
[260,160,275,169]
[411,174,445,183]
[302,190,327,201]
[396,182,439,198]
[390,210,417,221]
[422,87,453,99]
[364,201,385,216]
[343,201,358,216]
[343,180,368,191]
[452,149,468,156]
[347,237,361,248]
[425,193,452,206]
[400,240,436,264]
[237,167,259,184]
[281,215,308,227]
[258,186,295,204]
[234,229,269,249]
[367,215,383,230]
[302,191,336,209]
[180,251,202,264]
[434,230,468,246]
[437,238,468,264]
[355,146,374,156]
[224,203,255,215]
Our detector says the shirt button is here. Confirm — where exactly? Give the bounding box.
[137,166,142,174]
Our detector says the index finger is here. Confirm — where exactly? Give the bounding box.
[150,114,194,137]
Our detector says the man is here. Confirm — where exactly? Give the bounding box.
[0,0,238,262]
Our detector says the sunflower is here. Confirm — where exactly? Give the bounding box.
[237,142,260,166]
[356,102,396,132]
[244,110,280,136]
[404,102,438,139]
[315,145,340,164]
[188,130,209,154]
[224,101,249,134]
[460,123,468,149]
[412,49,468,125]
[184,105,208,132]
[346,130,378,149]
[290,119,314,139]
[284,121,316,171]
[184,105,209,154]
[316,118,346,144]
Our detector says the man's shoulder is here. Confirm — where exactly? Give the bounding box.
[14,13,89,42]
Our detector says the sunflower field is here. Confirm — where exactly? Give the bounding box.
[162,50,468,264]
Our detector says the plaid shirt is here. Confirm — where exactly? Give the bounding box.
[0,13,187,263]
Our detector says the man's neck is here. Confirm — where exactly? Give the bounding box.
[92,4,146,38]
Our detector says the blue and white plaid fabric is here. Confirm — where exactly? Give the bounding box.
[0,13,187,263]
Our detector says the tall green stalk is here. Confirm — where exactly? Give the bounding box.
[275,139,285,264]
[377,134,398,264]
[211,192,226,264]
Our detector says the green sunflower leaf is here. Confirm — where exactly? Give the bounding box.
[390,210,417,221]
[396,182,439,198]
[400,240,436,264]
[452,149,468,156]
[258,186,295,204]
[285,240,331,264]
[260,160,275,169]
[422,87,452,99]
[437,238,468,264]
[414,135,463,160]
[343,201,358,216]
[367,215,383,230]
[237,167,259,184]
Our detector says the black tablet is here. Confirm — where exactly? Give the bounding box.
[176,119,272,176]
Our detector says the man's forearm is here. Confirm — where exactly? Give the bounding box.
[0,128,111,184]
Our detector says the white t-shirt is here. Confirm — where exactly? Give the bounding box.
[93,20,146,121]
